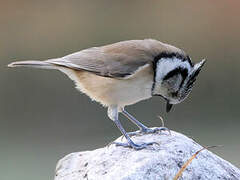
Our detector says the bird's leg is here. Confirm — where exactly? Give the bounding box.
[108,106,157,150]
[121,108,169,136]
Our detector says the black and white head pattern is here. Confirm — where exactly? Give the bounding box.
[152,52,205,112]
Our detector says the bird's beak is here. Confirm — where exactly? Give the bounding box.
[166,101,173,113]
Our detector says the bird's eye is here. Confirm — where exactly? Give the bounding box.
[163,69,180,80]
[163,67,188,81]
[171,91,178,97]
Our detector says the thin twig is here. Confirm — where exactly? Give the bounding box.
[157,115,164,127]
[173,145,222,180]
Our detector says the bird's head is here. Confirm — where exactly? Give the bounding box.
[152,52,206,112]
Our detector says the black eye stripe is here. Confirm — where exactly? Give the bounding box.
[163,67,188,81]
[163,69,179,80]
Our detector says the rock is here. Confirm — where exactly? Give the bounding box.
[55,129,240,180]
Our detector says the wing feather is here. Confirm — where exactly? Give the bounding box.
[46,39,184,78]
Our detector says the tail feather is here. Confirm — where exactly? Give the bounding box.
[8,59,59,69]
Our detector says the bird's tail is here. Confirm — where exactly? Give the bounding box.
[8,59,59,69]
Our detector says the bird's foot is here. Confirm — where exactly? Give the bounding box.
[112,141,159,150]
[126,127,171,137]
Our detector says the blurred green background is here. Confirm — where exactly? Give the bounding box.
[1,0,240,179]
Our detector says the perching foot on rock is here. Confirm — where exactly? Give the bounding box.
[127,127,171,137]
[112,141,159,150]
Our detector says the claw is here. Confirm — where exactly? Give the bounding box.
[125,127,171,138]
[112,141,159,150]
[120,130,141,140]
[141,127,169,134]
[150,127,171,135]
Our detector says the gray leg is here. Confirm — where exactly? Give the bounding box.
[108,106,157,150]
[121,108,169,135]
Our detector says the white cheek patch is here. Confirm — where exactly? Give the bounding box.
[155,57,191,83]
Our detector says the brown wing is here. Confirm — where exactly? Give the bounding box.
[46,39,184,78]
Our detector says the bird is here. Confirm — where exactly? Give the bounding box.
[8,39,205,150]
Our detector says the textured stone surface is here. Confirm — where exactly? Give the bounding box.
[55,129,240,180]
